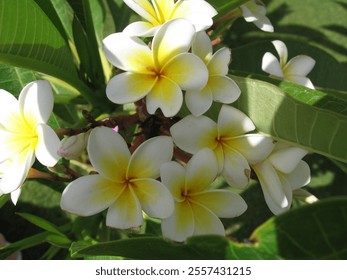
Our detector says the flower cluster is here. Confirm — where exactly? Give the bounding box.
[0,0,315,243]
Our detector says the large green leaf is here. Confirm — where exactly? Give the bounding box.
[231,75,347,163]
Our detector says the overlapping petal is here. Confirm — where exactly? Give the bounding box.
[269,146,307,173]
[262,52,284,78]
[285,55,316,77]
[191,31,212,62]
[123,21,158,37]
[284,161,311,190]
[272,40,288,67]
[123,0,158,23]
[160,161,186,200]
[0,90,20,126]
[207,48,231,76]
[185,87,213,117]
[208,76,241,104]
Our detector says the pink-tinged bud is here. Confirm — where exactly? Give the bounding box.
[58,131,90,160]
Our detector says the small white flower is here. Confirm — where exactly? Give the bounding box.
[185,31,241,116]
[61,127,174,229]
[241,0,274,32]
[262,40,316,89]
[58,131,91,160]
[123,0,217,36]
[170,105,274,188]
[160,148,247,242]
[104,19,208,117]
[0,81,61,204]
[252,142,311,215]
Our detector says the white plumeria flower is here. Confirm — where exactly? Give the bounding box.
[0,81,61,204]
[104,19,208,117]
[58,131,91,160]
[170,105,274,188]
[123,0,217,37]
[240,0,274,32]
[252,142,311,215]
[61,126,174,229]
[262,40,316,89]
[160,148,247,242]
[185,31,241,116]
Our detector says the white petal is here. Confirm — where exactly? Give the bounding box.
[0,149,35,193]
[253,18,274,32]
[262,52,284,77]
[181,12,214,32]
[35,124,60,167]
[0,89,19,125]
[192,189,247,218]
[132,178,174,218]
[127,136,173,179]
[264,176,292,215]
[146,76,183,117]
[170,115,217,154]
[106,187,143,229]
[103,32,152,72]
[61,174,120,216]
[272,40,288,66]
[207,48,231,76]
[160,161,186,200]
[163,53,208,90]
[190,202,225,236]
[10,188,21,205]
[192,31,212,61]
[222,148,250,188]
[123,0,158,23]
[173,0,218,21]
[161,201,194,242]
[185,148,218,193]
[269,146,307,173]
[286,75,315,89]
[240,4,257,22]
[152,19,195,67]
[18,80,54,124]
[123,21,157,37]
[284,55,316,77]
[209,76,241,104]
[217,105,255,137]
[252,160,289,210]
[106,72,156,104]
[185,87,213,117]
[284,160,311,190]
[88,127,130,182]
[228,134,275,164]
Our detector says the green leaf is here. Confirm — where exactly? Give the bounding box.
[209,0,249,14]
[0,194,10,209]
[106,0,132,32]
[231,75,347,163]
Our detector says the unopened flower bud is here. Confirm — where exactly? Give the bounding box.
[58,131,90,160]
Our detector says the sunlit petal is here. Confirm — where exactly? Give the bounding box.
[222,148,250,188]
[192,189,247,218]
[272,40,287,66]
[285,55,316,77]
[123,21,157,37]
[160,161,186,200]
[18,80,54,124]
[286,75,315,89]
[180,12,214,32]
[88,127,130,182]
[106,187,143,229]
[163,53,208,90]
[190,202,225,236]
[10,187,21,205]
[132,178,174,218]
[161,201,194,242]
[253,18,274,32]
[209,76,241,104]
[106,72,156,104]
[262,52,284,78]
[217,105,255,137]
[103,32,152,72]
[35,124,60,167]
[0,130,25,162]
[61,174,120,216]
[185,148,218,193]
[0,89,20,126]
[185,87,213,117]
[284,160,311,190]
[170,115,217,154]
[207,48,231,76]
[269,146,307,173]
[192,31,212,62]
[127,136,173,179]
[146,76,183,117]
[123,0,158,25]
[152,19,195,67]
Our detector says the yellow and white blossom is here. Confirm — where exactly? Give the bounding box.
[240,0,274,32]
[185,31,241,116]
[0,81,61,204]
[160,148,247,242]
[252,142,311,215]
[104,19,208,117]
[123,0,217,36]
[61,127,174,229]
[171,105,274,188]
[58,131,91,160]
[262,40,316,89]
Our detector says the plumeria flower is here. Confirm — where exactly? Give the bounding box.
[58,131,91,160]
[185,31,241,116]
[251,142,311,215]
[160,148,247,242]
[240,0,274,32]
[170,105,274,188]
[0,81,61,204]
[262,40,316,89]
[61,126,174,229]
[123,0,217,37]
[104,18,208,117]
